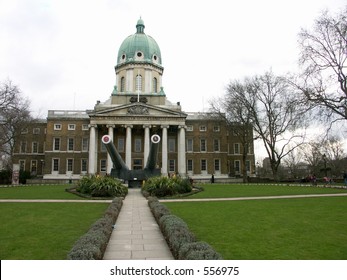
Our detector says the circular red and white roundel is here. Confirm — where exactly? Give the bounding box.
[151,134,161,143]
[102,135,111,144]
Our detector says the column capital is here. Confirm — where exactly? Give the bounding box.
[123,124,133,129]
[178,125,187,130]
[106,124,115,128]
[88,124,97,129]
[143,125,152,129]
[161,125,170,129]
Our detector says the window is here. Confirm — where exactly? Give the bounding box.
[101,142,107,152]
[21,128,28,134]
[199,125,207,132]
[213,139,220,152]
[186,125,193,132]
[20,142,27,153]
[82,138,89,152]
[168,138,176,153]
[33,128,40,134]
[169,159,175,172]
[32,142,38,153]
[234,143,240,154]
[133,159,142,170]
[214,159,220,172]
[54,124,62,130]
[118,138,125,152]
[100,159,107,172]
[68,138,74,151]
[19,160,25,171]
[187,159,193,172]
[31,160,37,174]
[234,160,240,173]
[136,75,142,92]
[134,138,142,152]
[200,139,207,152]
[120,77,125,92]
[213,126,220,132]
[201,159,207,171]
[153,77,157,93]
[53,158,59,172]
[82,124,89,130]
[81,159,88,172]
[187,139,193,152]
[53,138,60,151]
[67,159,73,172]
[68,124,75,130]
[246,160,251,172]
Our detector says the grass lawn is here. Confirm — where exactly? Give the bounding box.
[0,202,109,259]
[0,185,84,199]
[0,185,111,259]
[164,184,347,259]
[189,183,347,199]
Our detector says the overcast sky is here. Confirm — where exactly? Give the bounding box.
[1,0,345,117]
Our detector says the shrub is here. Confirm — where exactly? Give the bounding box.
[159,215,196,258]
[0,169,11,184]
[147,197,222,260]
[143,176,193,197]
[104,197,123,223]
[151,203,171,222]
[76,175,128,197]
[67,197,123,260]
[67,242,102,260]
[19,170,31,184]
[178,241,223,260]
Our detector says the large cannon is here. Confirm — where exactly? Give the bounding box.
[101,134,161,187]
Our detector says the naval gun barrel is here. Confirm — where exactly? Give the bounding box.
[101,135,129,171]
[145,134,161,170]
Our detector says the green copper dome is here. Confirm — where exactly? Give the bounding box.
[117,19,162,66]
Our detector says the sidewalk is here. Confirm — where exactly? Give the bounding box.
[103,188,174,260]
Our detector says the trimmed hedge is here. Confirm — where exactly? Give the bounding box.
[67,197,123,260]
[178,241,223,260]
[147,195,222,260]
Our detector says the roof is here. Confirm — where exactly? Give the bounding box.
[116,18,162,67]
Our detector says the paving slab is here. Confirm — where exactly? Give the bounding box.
[103,188,174,260]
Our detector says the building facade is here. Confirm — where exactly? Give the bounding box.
[12,19,255,182]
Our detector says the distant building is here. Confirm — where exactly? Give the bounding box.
[12,19,255,182]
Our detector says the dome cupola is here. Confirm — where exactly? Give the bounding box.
[116,18,162,66]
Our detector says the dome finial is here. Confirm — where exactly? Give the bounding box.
[136,17,145,33]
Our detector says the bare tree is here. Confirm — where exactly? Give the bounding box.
[253,71,309,181]
[282,148,307,179]
[297,6,347,123]
[216,71,308,181]
[0,80,33,162]
[209,80,255,182]
[300,136,346,178]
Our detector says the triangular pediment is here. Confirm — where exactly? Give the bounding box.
[89,103,187,118]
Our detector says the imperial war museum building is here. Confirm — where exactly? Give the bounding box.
[12,19,256,184]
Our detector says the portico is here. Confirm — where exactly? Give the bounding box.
[87,104,187,177]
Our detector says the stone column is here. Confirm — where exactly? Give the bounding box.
[88,124,97,174]
[106,125,115,174]
[143,125,151,165]
[125,125,133,169]
[161,125,169,175]
[178,125,186,176]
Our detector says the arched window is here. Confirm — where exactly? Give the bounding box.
[153,77,158,93]
[136,75,142,92]
[120,77,125,92]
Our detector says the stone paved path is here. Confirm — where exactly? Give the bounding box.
[103,188,174,260]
